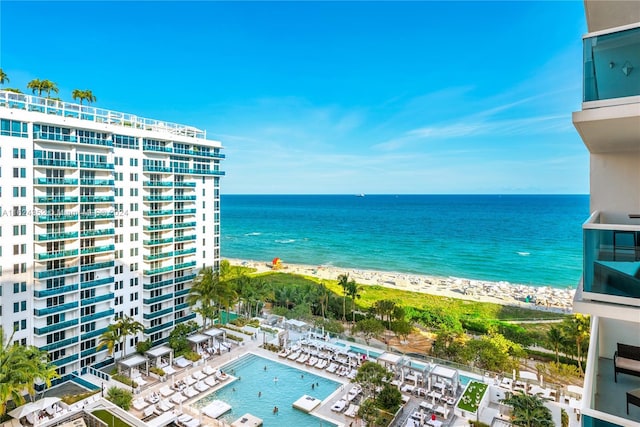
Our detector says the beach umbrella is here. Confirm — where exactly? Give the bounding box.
[540,375,544,388]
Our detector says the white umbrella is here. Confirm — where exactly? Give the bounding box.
[9,402,41,419]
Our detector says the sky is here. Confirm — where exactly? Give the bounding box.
[1,1,589,195]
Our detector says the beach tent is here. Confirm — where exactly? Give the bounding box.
[272,258,282,269]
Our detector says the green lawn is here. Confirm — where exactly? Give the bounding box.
[92,410,131,427]
[457,381,488,413]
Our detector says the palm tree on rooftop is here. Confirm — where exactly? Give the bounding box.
[97,324,122,361]
[117,316,144,360]
[72,89,97,106]
[0,69,9,87]
[41,80,58,98]
[501,392,554,427]
[27,78,44,96]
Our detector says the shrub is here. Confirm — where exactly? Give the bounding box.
[106,386,133,410]
[149,366,165,377]
[136,340,152,354]
[184,351,201,362]
[112,373,137,388]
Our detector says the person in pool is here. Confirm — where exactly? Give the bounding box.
[273,406,278,414]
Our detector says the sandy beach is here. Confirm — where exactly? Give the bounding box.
[225,258,576,313]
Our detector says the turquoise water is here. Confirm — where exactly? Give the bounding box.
[334,342,383,359]
[221,195,589,289]
[192,354,339,426]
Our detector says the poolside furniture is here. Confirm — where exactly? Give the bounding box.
[183,387,198,398]
[344,404,359,418]
[202,400,232,419]
[132,399,149,411]
[203,365,216,376]
[171,394,186,405]
[195,381,210,393]
[184,419,200,427]
[184,375,197,386]
[215,370,229,381]
[204,377,218,387]
[331,398,347,412]
[174,356,192,368]
[177,414,193,425]
[326,363,338,373]
[347,385,361,401]
[143,405,156,418]
[192,370,205,381]
[156,400,173,413]
[159,386,174,397]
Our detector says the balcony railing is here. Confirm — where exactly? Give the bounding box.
[143,144,173,153]
[80,196,115,203]
[144,322,174,335]
[174,273,196,284]
[79,162,114,170]
[80,244,115,255]
[175,261,196,270]
[34,283,79,298]
[583,211,640,301]
[35,249,79,260]
[51,354,79,367]
[81,277,115,289]
[143,195,174,202]
[143,307,174,320]
[78,137,113,147]
[174,195,197,201]
[36,214,79,223]
[33,132,77,143]
[143,293,174,305]
[143,181,173,187]
[34,301,79,316]
[143,223,173,231]
[34,318,78,335]
[41,336,79,352]
[144,265,174,276]
[34,159,78,168]
[143,237,174,246]
[81,308,114,323]
[174,234,196,242]
[81,327,108,341]
[143,278,174,290]
[35,231,79,241]
[80,228,115,237]
[173,182,196,187]
[80,260,115,272]
[34,196,79,204]
[34,177,78,186]
[174,222,196,229]
[143,251,174,261]
[34,266,79,279]
[143,165,172,173]
[175,312,197,324]
[174,248,196,256]
[81,292,115,306]
[80,178,114,186]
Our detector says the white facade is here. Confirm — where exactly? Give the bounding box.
[572,1,640,426]
[0,91,224,385]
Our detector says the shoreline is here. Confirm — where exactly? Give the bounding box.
[224,258,576,314]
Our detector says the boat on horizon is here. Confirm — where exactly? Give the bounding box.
[357,193,365,197]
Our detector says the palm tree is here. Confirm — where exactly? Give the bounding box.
[346,280,361,328]
[188,266,219,329]
[27,79,44,96]
[338,273,354,322]
[501,392,554,427]
[0,328,59,416]
[116,316,144,360]
[546,326,564,364]
[97,324,122,360]
[0,69,8,86]
[72,89,97,105]
[41,80,58,98]
[562,314,590,372]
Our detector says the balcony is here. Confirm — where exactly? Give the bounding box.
[175,261,196,270]
[144,322,174,335]
[174,234,196,242]
[80,260,115,272]
[143,293,174,305]
[35,249,79,260]
[78,137,113,147]
[80,244,115,255]
[143,278,174,290]
[174,208,196,215]
[144,265,174,276]
[143,237,174,246]
[582,212,640,303]
[143,181,173,187]
[34,159,78,168]
[143,307,174,320]
[143,251,174,261]
[81,277,115,289]
[80,211,115,220]
[81,292,115,306]
[80,228,115,238]
[36,214,79,223]
[175,312,196,324]
[143,144,173,153]
[143,195,174,202]
[173,148,225,159]
[34,266,79,279]
[34,196,79,204]
[143,165,172,173]
[33,132,77,143]
[81,327,108,341]
[34,177,78,186]
[174,222,196,229]
[174,248,196,256]
[41,336,79,352]
[34,301,79,317]
[143,223,173,231]
[143,209,174,217]
[173,182,196,187]
[34,283,79,298]
[35,231,79,241]
[80,178,114,186]
[52,354,79,367]
[34,318,78,335]
[174,273,196,284]
[174,195,197,201]
[81,308,115,323]
[79,162,114,170]
[174,288,189,297]
[80,196,115,203]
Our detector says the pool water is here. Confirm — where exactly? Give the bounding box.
[192,353,340,426]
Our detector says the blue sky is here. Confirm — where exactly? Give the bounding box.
[1,1,588,194]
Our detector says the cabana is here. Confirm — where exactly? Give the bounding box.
[429,365,459,395]
[118,353,149,379]
[204,327,227,354]
[146,345,174,374]
[284,318,308,333]
[188,333,210,355]
[376,352,403,371]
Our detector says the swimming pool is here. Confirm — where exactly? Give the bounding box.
[192,353,340,426]
[334,342,383,359]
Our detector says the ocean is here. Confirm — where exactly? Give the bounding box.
[220,194,590,289]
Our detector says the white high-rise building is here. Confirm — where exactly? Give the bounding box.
[572,1,640,426]
[0,90,224,387]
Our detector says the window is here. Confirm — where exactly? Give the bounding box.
[0,119,28,138]
[130,158,138,167]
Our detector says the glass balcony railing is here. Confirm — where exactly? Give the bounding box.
[34,196,79,204]
[174,288,189,297]
[174,222,196,229]
[80,228,115,237]
[33,132,77,143]
[175,248,196,256]
[34,177,78,186]
[80,178,114,186]
[174,273,196,284]
[143,181,173,187]
[78,137,113,147]
[174,234,196,242]
[143,165,172,173]
[143,251,174,261]
[143,293,174,305]
[34,266,79,279]
[36,231,79,241]
[81,308,114,323]
[144,265,174,276]
[81,277,115,289]
[81,292,115,306]
[144,322,174,335]
[174,208,196,215]
[143,223,173,231]
[80,196,115,203]
[175,261,196,270]
[143,237,174,246]
[79,162,114,170]
[143,195,174,202]
[175,302,189,311]
[173,182,196,187]
[80,260,115,272]
[583,212,640,300]
[36,214,79,223]
[143,144,173,153]
[35,249,79,260]
[81,327,108,341]
[143,278,174,290]
[52,354,79,367]
[174,195,197,201]
[143,210,174,217]
[143,307,174,320]
[80,244,115,255]
[175,312,196,324]
[34,284,79,298]
[34,159,78,168]
[34,318,78,335]
[583,26,640,102]
[41,336,79,352]
[34,301,79,316]
[80,211,115,220]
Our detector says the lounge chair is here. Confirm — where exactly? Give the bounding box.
[143,405,156,418]
[195,382,209,393]
[331,399,347,412]
[184,375,196,386]
[202,365,216,376]
[204,377,218,387]
[171,394,186,405]
[160,386,174,397]
[133,399,149,411]
[177,415,193,425]
[183,387,198,398]
[344,404,359,417]
[184,419,200,427]
[192,370,205,381]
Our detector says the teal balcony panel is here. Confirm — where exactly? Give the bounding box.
[78,137,113,147]
[143,181,173,187]
[174,302,189,311]
[80,244,115,255]
[34,196,79,204]
[81,260,115,272]
[34,318,78,335]
[143,279,174,290]
[174,248,196,256]
[143,145,173,153]
[36,231,79,241]
[143,251,174,261]
[81,277,115,289]
[35,214,79,223]
[175,312,196,324]
[174,209,196,215]
[173,182,196,187]
[34,177,78,186]
[33,132,77,143]
[81,327,108,341]
[52,354,79,367]
[583,27,640,102]
[174,222,196,229]
[143,210,174,217]
[81,293,115,306]
[174,288,189,297]
[81,308,114,323]
[35,249,79,260]
[173,149,225,159]
[34,284,79,298]
[79,162,114,170]
[81,347,98,358]
[80,212,115,220]
[143,195,174,202]
[174,195,197,201]
[34,301,79,316]
[174,273,196,284]
[143,165,172,173]
[143,265,174,276]
[175,261,196,270]
[34,266,79,279]
[34,159,78,168]
[143,307,174,320]
[144,322,174,335]
[80,179,115,186]
[80,228,115,238]
[41,336,79,352]
[174,234,196,242]
[143,237,174,246]
[80,196,115,203]
[143,293,174,305]
[143,223,174,231]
